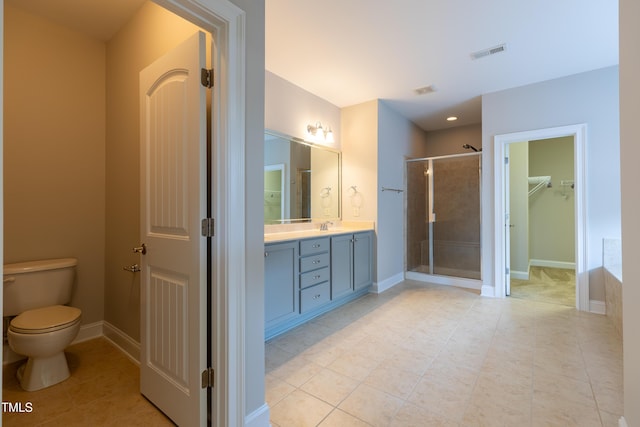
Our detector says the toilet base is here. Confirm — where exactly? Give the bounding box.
[16,352,70,391]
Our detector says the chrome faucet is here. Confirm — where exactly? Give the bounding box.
[320,221,333,231]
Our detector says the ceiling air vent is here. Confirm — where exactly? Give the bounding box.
[414,84,437,95]
[470,43,506,60]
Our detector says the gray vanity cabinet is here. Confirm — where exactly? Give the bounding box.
[264,241,298,329]
[330,234,354,299]
[299,237,331,313]
[353,232,373,290]
[265,231,373,340]
[331,231,373,299]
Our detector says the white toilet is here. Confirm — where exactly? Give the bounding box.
[3,258,82,391]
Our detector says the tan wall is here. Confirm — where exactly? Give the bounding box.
[425,123,482,157]
[620,0,640,424]
[528,137,575,264]
[3,3,106,324]
[105,1,202,342]
[509,142,529,275]
[341,100,379,222]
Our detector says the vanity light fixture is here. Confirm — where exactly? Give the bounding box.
[307,121,334,143]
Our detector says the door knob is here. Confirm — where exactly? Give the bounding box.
[133,243,147,254]
[123,264,141,273]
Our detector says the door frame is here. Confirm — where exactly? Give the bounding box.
[153,0,247,425]
[493,124,588,310]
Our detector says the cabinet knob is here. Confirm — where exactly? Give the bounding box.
[264,252,269,257]
[313,259,320,264]
[313,275,321,280]
[313,294,321,299]
[312,244,320,248]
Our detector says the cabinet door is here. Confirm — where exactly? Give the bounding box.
[331,234,354,299]
[353,232,373,290]
[265,241,299,328]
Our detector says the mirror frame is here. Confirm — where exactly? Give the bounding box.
[264,129,342,224]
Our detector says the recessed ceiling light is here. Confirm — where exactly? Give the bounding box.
[414,84,437,95]
[446,116,458,121]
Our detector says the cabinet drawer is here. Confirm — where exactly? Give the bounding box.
[300,266,329,289]
[300,282,330,313]
[300,252,330,273]
[300,237,330,256]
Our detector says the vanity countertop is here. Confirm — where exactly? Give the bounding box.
[264,221,374,243]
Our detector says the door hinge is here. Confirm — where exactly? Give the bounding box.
[506,267,510,275]
[201,68,214,88]
[201,367,214,389]
[201,218,215,237]
[505,156,509,165]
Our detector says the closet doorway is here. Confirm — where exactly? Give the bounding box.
[494,124,588,310]
[507,137,575,307]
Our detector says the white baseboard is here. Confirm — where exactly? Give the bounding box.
[619,416,628,427]
[405,271,482,291]
[373,272,404,293]
[481,285,496,297]
[245,403,270,427]
[103,321,140,364]
[73,321,104,344]
[589,300,606,315]
[529,259,575,270]
[3,343,25,365]
[510,270,529,280]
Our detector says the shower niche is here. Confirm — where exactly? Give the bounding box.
[406,153,481,281]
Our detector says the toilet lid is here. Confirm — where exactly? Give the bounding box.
[10,305,82,334]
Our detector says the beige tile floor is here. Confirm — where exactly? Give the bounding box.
[266,280,623,427]
[511,267,576,307]
[2,337,174,426]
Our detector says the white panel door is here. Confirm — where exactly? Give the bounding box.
[139,31,208,426]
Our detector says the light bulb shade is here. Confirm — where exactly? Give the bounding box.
[307,121,334,143]
[325,127,334,143]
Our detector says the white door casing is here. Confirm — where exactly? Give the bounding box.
[152,1,250,425]
[504,144,511,296]
[494,124,588,310]
[140,31,208,426]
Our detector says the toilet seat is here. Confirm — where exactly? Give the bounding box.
[10,305,81,334]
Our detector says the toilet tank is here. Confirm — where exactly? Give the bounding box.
[3,258,78,317]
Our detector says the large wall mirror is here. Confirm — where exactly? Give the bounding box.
[265,130,341,224]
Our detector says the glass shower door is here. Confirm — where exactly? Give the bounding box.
[431,155,481,279]
[406,154,481,280]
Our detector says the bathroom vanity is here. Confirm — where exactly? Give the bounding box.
[264,229,373,340]
[264,129,374,339]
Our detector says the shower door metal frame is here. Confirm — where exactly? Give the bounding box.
[427,158,434,274]
[406,152,482,284]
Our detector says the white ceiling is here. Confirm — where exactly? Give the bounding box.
[12,0,618,131]
[266,0,619,130]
